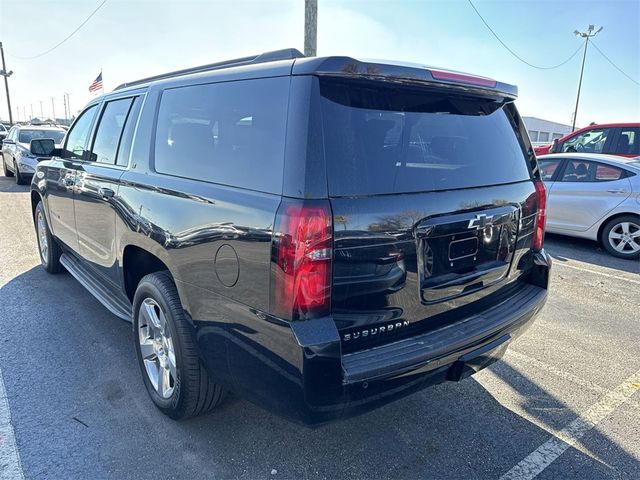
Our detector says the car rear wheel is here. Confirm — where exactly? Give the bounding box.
[2,156,13,177]
[133,271,226,420]
[35,202,64,273]
[601,215,640,259]
[14,160,27,185]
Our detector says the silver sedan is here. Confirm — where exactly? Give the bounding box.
[537,153,640,259]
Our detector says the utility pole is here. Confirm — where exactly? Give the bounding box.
[30,103,33,120]
[0,42,14,124]
[63,94,68,120]
[571,25,603,131]
[51,97,56,120]
[65,93,72,119]
[304,0,317,57]
[40,100,44,119]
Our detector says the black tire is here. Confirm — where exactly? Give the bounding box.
[133,271,226,420]
[600,214,640,260]
[2,156,14,177]
[14,160,27,185]
[34,202,64,273]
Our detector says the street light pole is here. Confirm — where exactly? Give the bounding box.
[571,25,603,131]
[0,42,14,125]
[51,97,56,120]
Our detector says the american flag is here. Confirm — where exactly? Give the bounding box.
[88,72,103,92]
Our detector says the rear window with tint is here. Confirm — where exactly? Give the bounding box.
[154,77,289,194]
[319,79,531,196]
[19,129,65,145]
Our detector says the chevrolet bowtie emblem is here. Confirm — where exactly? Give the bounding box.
[468,213,494,229]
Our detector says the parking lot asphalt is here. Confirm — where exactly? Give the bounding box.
[0,173,639,480]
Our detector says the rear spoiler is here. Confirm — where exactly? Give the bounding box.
[292,56,518,100]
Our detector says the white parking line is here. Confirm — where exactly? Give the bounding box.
[506,350,640,411]
[499,368,640,480]
[0,365,24,480]
[552,261,640,285]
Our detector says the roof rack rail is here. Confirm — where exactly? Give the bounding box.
[114,48,305,91]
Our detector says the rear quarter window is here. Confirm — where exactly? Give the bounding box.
[539,159,562,181]
[595,164,626,181]
[153,77,289,194]
[319,79,531,196]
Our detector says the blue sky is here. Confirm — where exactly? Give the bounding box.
[1,0,638,127]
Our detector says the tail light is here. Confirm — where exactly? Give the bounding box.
[271,199,332,320]
[532,180,546,251]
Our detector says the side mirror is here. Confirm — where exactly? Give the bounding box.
[30,138,57,157]
[2,138,15,145]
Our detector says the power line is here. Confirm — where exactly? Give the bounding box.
[590,40,640,86]
[467,0,583,70]
[10,1,107,60]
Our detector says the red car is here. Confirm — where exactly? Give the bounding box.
[534,122,639,157]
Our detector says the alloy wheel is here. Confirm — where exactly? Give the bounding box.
[608,221,640,255]
[138,298,177,399]
[36,210,49,264]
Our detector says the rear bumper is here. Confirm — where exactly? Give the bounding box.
[341,281,545,384]
[197,250,551,426]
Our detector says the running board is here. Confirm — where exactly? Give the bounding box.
[60,253,133,322]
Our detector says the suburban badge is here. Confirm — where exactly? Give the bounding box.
[343,320,410,341]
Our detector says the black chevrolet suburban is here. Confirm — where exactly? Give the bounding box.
[29,49,551,425]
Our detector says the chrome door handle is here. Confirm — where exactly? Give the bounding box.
[98,187,115,199]
[606,189,626,194]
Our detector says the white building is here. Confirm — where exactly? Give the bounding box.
[522,116,572,146]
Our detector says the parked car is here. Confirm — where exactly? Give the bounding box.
[0,123,8,141]
[2,125,66,184]
[534,122,640,157]
[538,153,640,259]
[29,49,551,425]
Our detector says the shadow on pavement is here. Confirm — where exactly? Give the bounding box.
[0,173,31,193]
[545,233,639,275]
[0,267,637,479]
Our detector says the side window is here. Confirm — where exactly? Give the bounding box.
[116,96,143,167]
[613,127,639,155]
[153,77,289,194]
[595,163,626,181]
[561,160,597,182]
[538,159,562,181]
[64,105,99,159]
[561,128,611,154]
[8,127,17,141]
[90,98,134,164]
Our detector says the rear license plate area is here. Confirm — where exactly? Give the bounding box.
[448,237,478,261]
